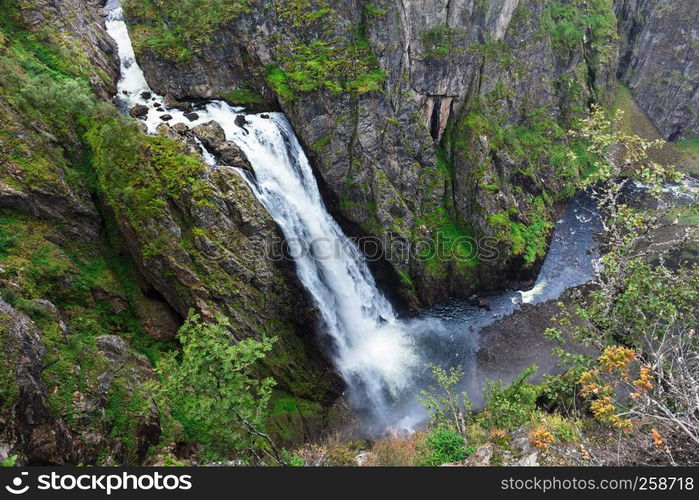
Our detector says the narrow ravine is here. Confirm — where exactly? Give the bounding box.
[105,0,615,433]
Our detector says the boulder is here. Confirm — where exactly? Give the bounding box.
[183,111,199,122]
[129,104,148,119]
[192,121,252,171]
[163,93,192,111]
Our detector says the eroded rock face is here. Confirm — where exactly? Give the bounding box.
[0,0,120,242]
[123,0,619,305]
[0,301,159,465]
[0,299,75,464]
[616,0,699,140]
[15,0,120,99]
[104,127,341,407]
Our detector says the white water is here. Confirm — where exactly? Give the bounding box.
[105,0,608,431]
[105,1,427,422]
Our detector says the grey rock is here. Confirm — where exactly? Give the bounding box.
[192,121,252,170]
[617,0,699,140]
[129,104,148,118]
[172,122,189,134]
[183,111,200,122]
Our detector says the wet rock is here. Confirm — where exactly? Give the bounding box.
[156,123,177,139]
[183,111,199,122]
[234,114,248,128]
[164,93,192,111]
[172,122,188,134]
[192,121,252,170]
[260,113,270,119]
[193,120,226,145]
[129,104,148,119]
[159,114,172,122]
[140,91,152,100]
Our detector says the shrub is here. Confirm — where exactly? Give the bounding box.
[418,365,473,436]
[417,427,470,466]
[155,313,278,463]
[369,434,421,466]
[478,365,539,431]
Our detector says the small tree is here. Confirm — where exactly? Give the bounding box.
[156,313,281,463]
[547,107,699,456]
[418,365,472,436]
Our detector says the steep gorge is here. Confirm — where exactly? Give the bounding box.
[0,0,697,464]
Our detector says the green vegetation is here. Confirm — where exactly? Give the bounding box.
[222,88,265,108]
[124,0,251,62]
[477,366,539,431]
[86,116,212,255]
[417,427,470,465]
[543,0,617,56]
[612,82,699,175]
[263,1,386,100]
[266,37,385,100]
[488,198,554,264]
[544,108,699,459]
[155,313,279,463]
[364,3,387,17]
[420,24,467,58]
[444,94,593,264]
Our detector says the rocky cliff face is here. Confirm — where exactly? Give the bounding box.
[0,0,339,464]
[123,0,620,305]
[2,0,698,465]
[616,0,699,140]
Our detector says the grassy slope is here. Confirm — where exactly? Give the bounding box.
[613,83,699,175]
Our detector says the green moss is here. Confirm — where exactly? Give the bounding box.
[364,3,387,17]
[543,0,617,65]
[266,35,385,100]
[396,268,414,288]
[312,134,332,150]
[222,88,265,108]
[488,196,554,264]
[676,138,699,153]
[85,117,210,255]
[104,378,153,462]
[274,0,333,28]
[420,24,466,58]
[0,321,19,415]
[263,3,385,101]
[124,0,251,63]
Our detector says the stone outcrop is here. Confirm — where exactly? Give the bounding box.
[12,0,120,100]
[96,122,341,409]
[0,300,159,465]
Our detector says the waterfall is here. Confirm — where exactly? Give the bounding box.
[105,0,608,431]
[105,1,421,422]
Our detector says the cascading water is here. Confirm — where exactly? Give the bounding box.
[105,0,431,426]
[104,0,608,431]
